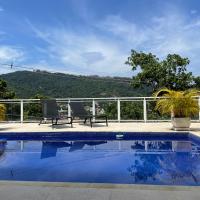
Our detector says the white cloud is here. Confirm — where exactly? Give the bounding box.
[0,46,24,62]
[26,9,200,76]
[98,15,148,46]
[81,52,105,65]
[0,31,5,36]
[0,46,25,74]
[0,6,4,12]
[190,10,197,15]
[27,21,129,76]
[99,13,200,75]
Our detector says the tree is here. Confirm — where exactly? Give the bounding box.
[193,76,200,89]
[24,94,48,120]
[0,79,15,121]
[0,79,15,99]
[125,50,194,92]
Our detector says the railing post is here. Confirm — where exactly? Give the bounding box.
[118,141,121,150]
[117,98,121,123]
[68,99,71,117]
[20,100,23,123]
[20,141,24,151]
[143,98,147,123]
[92,99,95,120]
[198,97,200,121]
[145,141,148,151]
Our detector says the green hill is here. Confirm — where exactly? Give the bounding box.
[0,70,149,98]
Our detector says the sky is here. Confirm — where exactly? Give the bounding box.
[0,0,200,77]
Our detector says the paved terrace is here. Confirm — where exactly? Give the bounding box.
[0,122,200,200]
[0,122,200,136]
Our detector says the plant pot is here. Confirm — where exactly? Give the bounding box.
[172,117,191,131]
[172,141,192,152]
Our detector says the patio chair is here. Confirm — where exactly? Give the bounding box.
[39,99,73,127]
[69,101,108,127]
[41,141,71,159]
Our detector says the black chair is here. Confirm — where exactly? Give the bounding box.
[70,102,108,127]
[41,141,71,159]
[39,99,73,127]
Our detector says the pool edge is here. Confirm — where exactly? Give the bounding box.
[0,180,199,191]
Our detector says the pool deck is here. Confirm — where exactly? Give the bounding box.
[1,121,200,136]
[0,122,200,199]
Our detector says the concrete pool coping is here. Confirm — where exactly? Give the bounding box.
[0,180,199,191]
[0,180,199,200]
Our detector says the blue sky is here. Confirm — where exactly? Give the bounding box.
[0,0,200,77]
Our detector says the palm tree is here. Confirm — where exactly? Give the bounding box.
[0,104,6,121]
[154,88,200,130]
[154,88,199,118]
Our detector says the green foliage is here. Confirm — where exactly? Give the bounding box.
[103,101,143,120]
[0,71,148,98]
[126,50,193,92]
[194,76,200,89]
[6,104,20,121]
[146,101,170,120]
[103,102,117,119]
[0,104,6,121]
[154,88,199,118]
[0,71,151,120]
[121,102,143,120]
[24,94,48,120]
[0,79,16,121]
[0,79,15,99]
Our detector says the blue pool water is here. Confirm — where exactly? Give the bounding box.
[0,132,200,185]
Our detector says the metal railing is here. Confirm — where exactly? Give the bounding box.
[0,96,200,123]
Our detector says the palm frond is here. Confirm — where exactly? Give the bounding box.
[0,104,6,121]
[154,88,199,117]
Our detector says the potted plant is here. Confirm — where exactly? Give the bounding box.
[0,104,6,121]
[154,88,199,130]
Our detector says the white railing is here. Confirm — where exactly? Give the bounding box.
[0,96,200,123]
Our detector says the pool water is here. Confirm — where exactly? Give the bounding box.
[0,132,200,185]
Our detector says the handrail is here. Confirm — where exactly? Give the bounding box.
[1,95,199,102]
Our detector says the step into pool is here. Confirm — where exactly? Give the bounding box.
[0,132,199,186]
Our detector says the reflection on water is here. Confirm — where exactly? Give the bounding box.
[0,139,200,185]
[41,142,71,159]
[41,141,107,157]
[0,141,6,160]
[128,152,200,184]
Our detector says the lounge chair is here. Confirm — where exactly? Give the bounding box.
[41,141,71,159]
[69,101,108,127]
[39,99,73,127]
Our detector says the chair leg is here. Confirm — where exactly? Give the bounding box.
[84,118,87,124]
[106,117,108,126]
[52,118,58,128]
[70,117,73,128]
[89,117,92,127]
[52,118,55,126]
[38,118,43,125]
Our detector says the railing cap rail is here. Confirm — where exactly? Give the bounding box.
[0,96,200,102]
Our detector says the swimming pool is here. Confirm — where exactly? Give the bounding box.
[0,132,199,186]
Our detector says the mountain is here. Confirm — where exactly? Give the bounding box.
[0,70,149,98]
